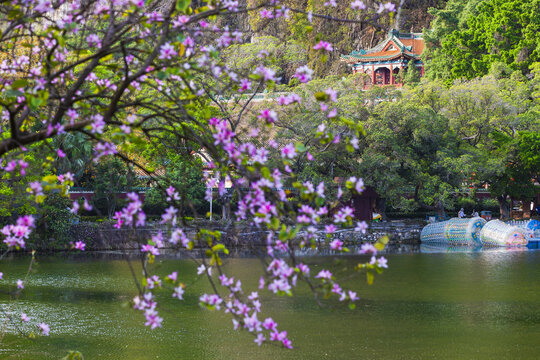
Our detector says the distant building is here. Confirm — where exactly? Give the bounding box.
[341,29,425,89]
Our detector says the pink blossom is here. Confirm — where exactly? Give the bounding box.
[259,8,274,19]
[315,269,332,280]
[74,241,86,251]
[70,201,80,214]
[222,0,239,11]
[86,34,101,48]
[378,2,396,13]
[199,293,222,309]
[16,279,24,289]
[281,143,296,159]
[334,206,354,223]
[21,313,30,322]
[351,137,359,149]
[4,161,16,172]
[39,322,50,336]
[17,215,34,228]
[172,286,184,300]
[254,66,278,82]
[197,264,211,276]
[351,0,366,10]
[144,308,163,329]
[348,291,359,301]
[359,243,377,255]
[159,42,177,60]
[254,333,265,346]
[355,221,369,234]
[330,239,343,251]
[277,93,301,105]
[258,109,278,124]
[161,206,178,225]
[296,263,310,276]
[293,65,313,83]
[377,256,388,268]
[166,186,180,201]
[146,275,162,290]
[239,78,251,92]
[34,0,52,13]
[167,272,178,282]
[66,108,79,124]
[172,15,190,28]
[57,149,66,158]
[90,114,105,134]
[313,40,333,52]
[141,244,159,256]
[82,198,92,211]
[18,160,28,175]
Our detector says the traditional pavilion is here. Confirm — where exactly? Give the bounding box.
[341,29,425,88]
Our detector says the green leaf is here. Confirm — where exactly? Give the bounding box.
[176,0,191,12]
[366,271,374,285]
[261,167,270,178]
[11,79,28,89]
[270,217,280,230]
[5,89,23,98]
[157,71,167,80]
[29,96,42,110]
[295,143,307,152]
[314,92,328,101]
[211,243,226,252]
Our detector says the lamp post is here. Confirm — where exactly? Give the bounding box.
[209,188,213,221]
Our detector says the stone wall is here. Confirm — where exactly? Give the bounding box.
[68,220,422,250]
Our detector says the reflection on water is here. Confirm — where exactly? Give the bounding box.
[1,248,540,359]
[419,244,531,254]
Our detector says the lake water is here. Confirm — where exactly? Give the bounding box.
[1,247,540,359]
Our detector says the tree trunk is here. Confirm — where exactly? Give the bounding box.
[376,197,387,221]
[523,200,531,219]
[437,200,445,219]
[497,195,510,219]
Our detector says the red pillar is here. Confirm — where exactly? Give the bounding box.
[390,64,394,85]
[371,64,375,86]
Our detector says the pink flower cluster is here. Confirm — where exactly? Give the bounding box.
[258,109,278,124]
[133,293,163,330]
[2,160,28,175]
[203,273,293,348]
[1,216,34,248]
[293,65,313,83]
[113,193,145,228]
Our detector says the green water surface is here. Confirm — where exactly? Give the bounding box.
[1,249,540,359]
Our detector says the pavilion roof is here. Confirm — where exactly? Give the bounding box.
[341,30,424,63]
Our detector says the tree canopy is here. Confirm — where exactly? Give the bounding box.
[424,0,540,82]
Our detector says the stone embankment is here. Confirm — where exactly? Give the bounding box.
[69,220,423,250]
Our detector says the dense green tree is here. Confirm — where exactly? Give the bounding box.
[89,158,136,219]
[425,0,540,81]
[269,68,539,219]
[31,193,76,249]
[362,98,462,217]
[144,156,207,216]
[423,0,483,81]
